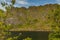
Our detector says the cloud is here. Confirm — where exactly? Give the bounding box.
[16,0,29,5]
[56,0,60,4]
[18,1,28,4]
[0,4,6,11]
[14,0,30,7]
[0,0,6,11]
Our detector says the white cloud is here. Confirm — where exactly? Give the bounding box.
[16,0,29,5]
[0,4,6,11]
[18,1,28,4]
[14,0,30,7]
[56,0,60,4]
[0,0,7,11]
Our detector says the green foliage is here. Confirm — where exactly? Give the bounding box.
[49,7,60,40]
[0,4,60,40]
[11,0,16,5]
[23,37,32,40]
[49,32,60,40]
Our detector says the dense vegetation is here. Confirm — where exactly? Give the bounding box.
[0,0,60,40]
[0,4,60,31]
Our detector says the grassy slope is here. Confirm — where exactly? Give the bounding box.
[0,4,60,40]
[0,4,60,31]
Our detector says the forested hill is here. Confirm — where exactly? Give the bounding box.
[0,4,60,31]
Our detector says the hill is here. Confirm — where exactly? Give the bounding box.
[0,4,60,31]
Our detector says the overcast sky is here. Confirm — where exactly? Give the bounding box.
[0,0,60,11]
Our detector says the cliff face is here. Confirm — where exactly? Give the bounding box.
[0,4,60,31]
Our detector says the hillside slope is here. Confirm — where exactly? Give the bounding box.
[0,4,60,31]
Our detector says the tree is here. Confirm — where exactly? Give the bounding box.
[49,7,60,40]
[11,0,16,5]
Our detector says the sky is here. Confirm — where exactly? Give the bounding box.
[0,0,60,11]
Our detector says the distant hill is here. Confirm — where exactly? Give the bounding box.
[0,4,60,31]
